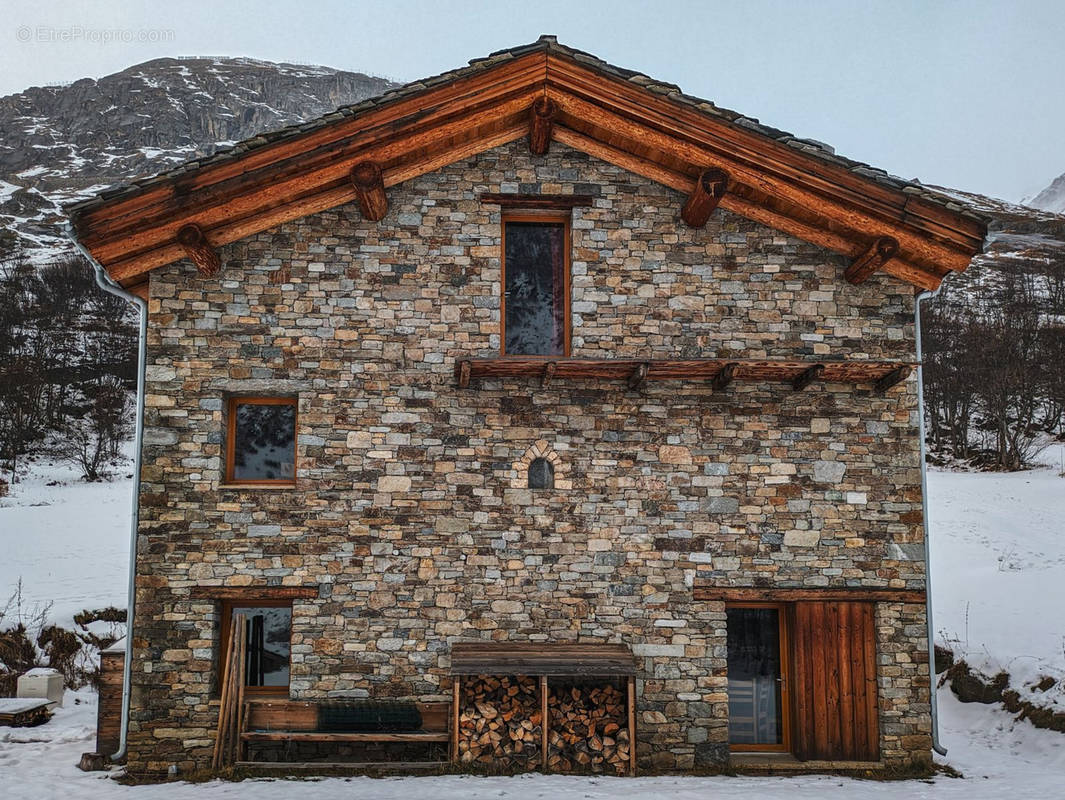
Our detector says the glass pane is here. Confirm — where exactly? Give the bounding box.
[233,605,291,687]
[528,457,554,490]
[504,221,566,355]
[727,607,783,745]
[232,402,295,481]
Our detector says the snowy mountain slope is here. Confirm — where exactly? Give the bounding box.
[0,57,397,262]
[1026,171,1065,215]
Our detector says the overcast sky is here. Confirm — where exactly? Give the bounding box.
[2,0,1063,202]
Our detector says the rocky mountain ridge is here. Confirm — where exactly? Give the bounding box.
[0,57,397,262]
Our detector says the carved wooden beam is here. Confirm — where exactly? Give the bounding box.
[350,161,388,221]
[627,362,649,390]
[176,223,220,277]
[457,360,471,389]
[528,97,557,155]
[792,364,825,391]
[712,362,737,391]
[845,236,899,284]
[681,168,729,228]
[874,365,912,393]
[542,361,557,388]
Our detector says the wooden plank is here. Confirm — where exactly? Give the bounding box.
[540,675,549,772]
[451,679,460,763]
[449,642,636,676]
[837,602,856,761]
[694,587,926,603]
[242,731,450,743]
[190,586,319,600]
[235,760,447,771]
[480,193,594,208]
[790,605,811,761]
[824,603,843,760]
[627,675,637,776]
[860,602,881,759]
[810,602,830,759]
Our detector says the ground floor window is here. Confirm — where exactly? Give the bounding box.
[726,600,880,761]
[220,600,292,694]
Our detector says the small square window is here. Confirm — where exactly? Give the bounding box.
[225,397,297,484]
[220,601,291,694]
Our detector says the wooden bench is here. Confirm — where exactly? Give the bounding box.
[237,699,451,770]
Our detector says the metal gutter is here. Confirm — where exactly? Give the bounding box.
[914,285,947,756]
[66,224,146,763]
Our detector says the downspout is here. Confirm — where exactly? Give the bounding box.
[66,223,146,763]
[914,284,947,756]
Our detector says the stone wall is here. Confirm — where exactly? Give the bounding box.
[127,141,929,774]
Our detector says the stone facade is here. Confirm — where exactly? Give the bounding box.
[129,141,930,774]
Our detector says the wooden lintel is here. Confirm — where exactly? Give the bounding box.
[694,586,927,604]
[479,193,594,209]
[792,363,825,391]
[845,236,900,284]
[350,161,388,221]
[528,96,557,155]
[712,362,737,390]
[542,361,557,388]
[874,364,912,393]
[627,362,649,390]
[457,359,471,389]
[189,586,319,600]
[680,168,729,227]
[176,223,220,277]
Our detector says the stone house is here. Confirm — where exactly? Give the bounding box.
[69,38,986,776]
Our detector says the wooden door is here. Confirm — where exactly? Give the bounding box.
[791,601,879,761]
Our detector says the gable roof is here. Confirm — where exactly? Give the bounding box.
[68,36,987,290]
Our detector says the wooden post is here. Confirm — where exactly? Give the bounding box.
[844,236,899,284]
[540,675,549,772]
[176,223,220,277]
[350,161,388,221]
[627,676,637,776]
[529,97,557,155]
[681,168,729,227]
[451,678,461,763]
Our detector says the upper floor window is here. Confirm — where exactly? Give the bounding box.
[502,213,570,356]
[225,397,297,484]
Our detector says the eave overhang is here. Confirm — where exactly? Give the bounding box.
[68,37,988,291]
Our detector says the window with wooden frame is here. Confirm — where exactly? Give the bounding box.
[219,600,292,695]
[501,211,571,356]
[224,396,297,485]
[726,600,880,762]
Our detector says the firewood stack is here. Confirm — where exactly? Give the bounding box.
[457,675,542,769]
[547,683,630,774]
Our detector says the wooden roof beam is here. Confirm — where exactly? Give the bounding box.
[176,224,220,277]
[528,97,557,155]
[350,161,388,221]
[845,236,899,284]
[681,168,729,227]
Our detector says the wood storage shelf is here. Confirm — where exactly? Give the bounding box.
[449,643,637,775]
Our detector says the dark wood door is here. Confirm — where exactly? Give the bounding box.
[791,601,879,761]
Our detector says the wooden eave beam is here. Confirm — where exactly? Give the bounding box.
[792,364,825,391]
[545,87,976,274]
[176,223,220,277]
[528,96,557,155]
[544,53,985,252]
[680,168,729,227]
[845,236,899,284]
[350,161,388,221]
[874,365,912,393]
[693,586,926,603]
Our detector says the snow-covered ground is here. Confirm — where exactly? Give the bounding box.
[0,455,133,626]
[1,445,1064,797]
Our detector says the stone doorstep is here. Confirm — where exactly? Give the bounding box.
[729,752,885,771]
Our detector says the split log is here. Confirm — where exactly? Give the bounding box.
[547,682,629,774]
[456,675,542,770]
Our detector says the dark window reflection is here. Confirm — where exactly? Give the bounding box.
[504,221,566,355]
[528,457,554,490]
[232,605,291,688]
[233,401,295,480]
[727,606,783,745]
